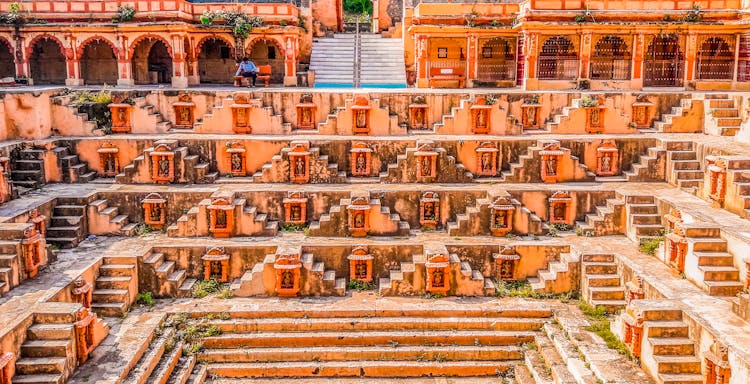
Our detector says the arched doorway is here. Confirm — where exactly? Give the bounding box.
[477,37,516,84]
[29,38,66,84]
[644,35,684,87]
[0,40,14,79]
[538,36,578,80]
[80,40,118,85]
[590,35,631,80]
[131,38,172,84]
[697,36,734,80]
[247,39,284,84]
[198,39,235,84]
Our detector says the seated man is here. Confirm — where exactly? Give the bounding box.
[235,57,258,87]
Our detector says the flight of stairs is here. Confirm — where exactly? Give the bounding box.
[87,199,137,236]
[528,251,578,294]
[46,198,87,249]
[624,195,662,243]
[142,251,194,298]
[664,141,703,191]
[0,241,18,296]
[310,34,355,85]
[359,34,406,87]
[251,141,346,184]
[501,140,596,183]
[650,95,700,133]
[705,94,741,136]
[92,256,137,317]
[379,251,493,296]
[378,140,474,183]
[308,195,410,237]
[640,307,702,384]
[680,226,744,296]
[575,195,626,237]
[54,146,96,184]
[581,253,626,313]
[11,147,46,191]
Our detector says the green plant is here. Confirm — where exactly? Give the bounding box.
[639,235,664,256]
[343,0,373,15]
[484,95,498,105]
[347,280,373,291]
[579,96,599,108]
[490,19,501,27]
[135,292,154,306]
[298,15,308,33]
[72,89,113,104]
[192,278,222,298]
[578,301,631,358]
[0,2,24,25]
[218,286,233,299]
[574,14,587,23]
[280,223,307,232]
[279,19,288,27]
[683,4,702,22]
[134,222,154,236]
[200,10,264,39]
[114,5,136,22]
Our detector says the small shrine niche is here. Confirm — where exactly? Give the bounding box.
[415,142,438,180]
[0,352,13,384]
[409,95,429,130]
[347,196,371,237]
[283,192,308,225]
[274,253,301,297]
[208,198,234,238]
[707,157,727,205]
[475,142,499,176]
[622,305,644,358]
[665,223,687,273]
[521,96,542,130]
[231,94,252,134]
[419,191,440,229]
[202,247,230,283]
[350,142,372,177]
[625,276,645,304]
[141,193,166,229]
[548,191,572,225]
[470,97,492,134]
[351,97,372,135]
[705,341,731,384]
[150,144,175,183]
[73,307,96,365]
[225,141,247,177]
[296,93,316,130]
[173,93,196,129]
[596,140,619,176]
[493,246,520,281]
[490,197,515,236]
[22,227,43,278]
[28,208,46,236]
[425,252,450,294]
[347,246,373,283]
[540,142,563,183]
[97,142,120,177]
[584,96,606,134]
[664,208,682,232]
[109,95,132,133]
[631,95,653,129]
[288,141,311,184]
[71,277,92,309]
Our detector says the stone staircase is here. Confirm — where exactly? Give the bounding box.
[193,94,292,135]
[359,34,406,87]
[251,140,346,184]
[46,198,87,249]
[575,195,626,237]
[678,225,743,296]
[501,140,596,183]
[142,251,194,298]
[528,250,578,294]
[379,140,473,183]
[92,256,138,317]
[11,147,46,191]
[310,34,355,85]
[719,157,750,218]
[623,145,666,182]
[624,195,663,243]
[379,249,493,297]
[650,95,702,133]
[664,141,703,191]
[130,96,173,133]
[53,146,96,184]
[446,195,543,236]
[308,194,410,237]
[87,199,137,236]
[705,94,741,136]
[581,253,626,313]
[0,241,17,296]
[639,307,702,384]
[115,139,218,184]
[232,246,346,297]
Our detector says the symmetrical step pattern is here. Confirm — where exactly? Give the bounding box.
[308,195,410,237]
[92,256,138,317]
[252,141,346,184]
[581,253,626,313]
[641,308,703,384]
[310,35,355,85]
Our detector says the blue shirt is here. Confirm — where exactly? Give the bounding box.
[236,61,258,75]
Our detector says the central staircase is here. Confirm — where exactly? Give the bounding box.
[310,35,355,86]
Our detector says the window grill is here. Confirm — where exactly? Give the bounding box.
[590,35,631,80]
[477,38,516,82]
[739,35,750,82]
[644,35,684,87]
[538,36,578,80]
[697,36,735,80]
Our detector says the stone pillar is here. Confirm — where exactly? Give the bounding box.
[13,32,25,79]
[170,34,189,88]
[416,35,428,88]
[632,34,644,89]
[283,36,298,86]
[186,36,200,86]
[372,0,379,32]
[466,35,477,87]
[685,33,697,83]
[523,32,538,90]
[66,34,83,86]
[117,35,134,86]
[580,31,592,80]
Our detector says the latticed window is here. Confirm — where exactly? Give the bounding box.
[590,35,631,80]
[697,36,735,80]
[644,35,684,87]
[477,37,516,82]
[538,36,578,80]
[739,35,750,82]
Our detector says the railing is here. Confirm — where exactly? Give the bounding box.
[738,60,750,82]
[590,58,631,80]
[428,60,466,71]
[696,59,735,80]
[644,59,684,87]
[477,61,516,82]
[529,0,741,10]
[537,58,578,80]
